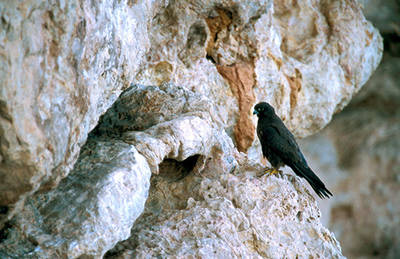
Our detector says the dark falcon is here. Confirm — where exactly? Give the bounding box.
[253,102,332,199]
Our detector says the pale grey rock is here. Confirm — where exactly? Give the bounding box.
[123,115,216,173]
[106,152,344,258]
[253,0,383,137]
[94,83,222,173]
[136,0,383,143]
[95,83,219,134]
[95,82,344,258]
[0,139,151,258]
[0,0,383,222]
[300,54,400,258]
[0,0,155,221]
[0,0,385,258]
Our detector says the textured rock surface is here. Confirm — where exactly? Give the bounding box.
[135,0,383,146]
[0,0,157,222]
[0,0,382,221]
[105,141,344,258]
[0,0,384,258]
[0,139,151,258]
[297,2,400,257]
[300,53,400,258]
[94,83,222,174]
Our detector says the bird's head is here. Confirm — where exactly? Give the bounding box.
[253,102,275,117]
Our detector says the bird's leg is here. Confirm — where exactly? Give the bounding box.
[263,167,273,174]
[257,167,281,177]
[269,168,281,175]
[256,167,271,177]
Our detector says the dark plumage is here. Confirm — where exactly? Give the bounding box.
[253,102,332,199]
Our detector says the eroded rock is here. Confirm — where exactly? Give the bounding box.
[0,139,151,258]
[105,150,344,258]
[0,0,383,223]
[300,53,400,258]
[0,0,385,258]
[94,83,222,173]
[136,0,383,144]
[0,0,156,223]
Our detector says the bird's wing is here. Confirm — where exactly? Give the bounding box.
[261,124,306,166]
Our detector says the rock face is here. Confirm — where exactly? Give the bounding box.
[0,139,151,258]
[297,2,400,257]
[105,156,344,259]
[0,0,383,258]
[300,52,400,259]
[95,83,343,258]
[0,0,157,221]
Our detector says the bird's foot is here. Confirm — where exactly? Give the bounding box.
[266,168,281,176]
[257,167,282,177]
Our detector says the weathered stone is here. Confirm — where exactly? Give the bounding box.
[94,83,218,134]
[92,82,344,258]
[0,139,151,258]
[94,83,221,174]
[106,151,344,258]
[0,0,382,221]
[0,0,385,258]
[135,0,383,154]
[253,0,383,137]
[300,53,400,258]
[217,62,256,153]
[0,0,156,222]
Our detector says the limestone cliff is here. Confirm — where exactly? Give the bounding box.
[0,0,382,258]
[296,2,400,258]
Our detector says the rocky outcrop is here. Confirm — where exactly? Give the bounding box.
[300,52,400,259]
[0,0,383,258]
[297,2,400,257]
[103,84,343,258]
[0,0,157,222]
[0,0,382,222]
[107,166,344,258]
[0,139,151,258]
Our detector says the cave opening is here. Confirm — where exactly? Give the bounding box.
[157,154,202,181]
[103,154,204,258]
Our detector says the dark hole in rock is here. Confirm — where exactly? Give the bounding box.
[382,32,400,57]
[296,211,303,221]
[0,206,8,215]
[158,154,201,181]
[0,221,12,243]
[206,54,216,64]
[104,155,204,258]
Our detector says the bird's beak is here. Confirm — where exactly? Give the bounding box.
[253,110,258,115]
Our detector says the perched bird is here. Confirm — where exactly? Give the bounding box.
[253,102,332,199]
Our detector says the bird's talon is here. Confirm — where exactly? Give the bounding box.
[273,168,282,175]
[268,168,281,176]
[257,168,281,177]
[264,168,272,174]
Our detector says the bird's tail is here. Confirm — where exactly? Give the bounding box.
[292,163,332,199]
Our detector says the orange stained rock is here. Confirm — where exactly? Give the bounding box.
[217,62,256,153]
